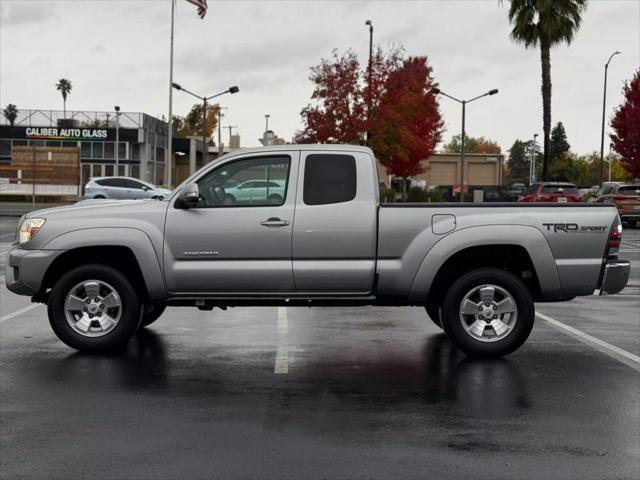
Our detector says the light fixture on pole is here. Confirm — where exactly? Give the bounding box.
[599,51,621,185]
[433,87,499,201]
[114,106,121,176]
[172,83,239,163]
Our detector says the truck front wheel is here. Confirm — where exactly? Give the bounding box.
[441,268,534,357]
[47,264,142,351]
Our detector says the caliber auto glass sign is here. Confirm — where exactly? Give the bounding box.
[25,127,108,140]
[0,125,138,142]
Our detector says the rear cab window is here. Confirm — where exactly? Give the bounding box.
[303,154,357,205]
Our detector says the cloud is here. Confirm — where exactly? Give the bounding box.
[0,1,58,28]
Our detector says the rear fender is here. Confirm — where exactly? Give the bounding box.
[409,225,561,302]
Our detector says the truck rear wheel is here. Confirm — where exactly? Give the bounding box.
[441,268,534,357]
[47,264,142,352]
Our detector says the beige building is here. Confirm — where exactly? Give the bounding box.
[376,152,505,187]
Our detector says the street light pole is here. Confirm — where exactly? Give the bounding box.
[365,20,373,141]
[202,97,208,164]
[114,106,120,175]
[600,51,621,185]
[265,114,270,132]
[172,83,239,162]
[434,87,499,202]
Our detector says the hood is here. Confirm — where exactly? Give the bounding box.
[26,198,159,218]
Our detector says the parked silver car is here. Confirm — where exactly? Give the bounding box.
[84,177,171,200]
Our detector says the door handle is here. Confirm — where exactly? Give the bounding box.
[261,217,290,227]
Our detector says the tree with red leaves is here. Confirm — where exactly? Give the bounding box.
[610,70,640,179]
[369,57,442,184]
[294,49,366,144]
[295,46,443,198]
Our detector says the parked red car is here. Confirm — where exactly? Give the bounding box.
[518,182,582,203]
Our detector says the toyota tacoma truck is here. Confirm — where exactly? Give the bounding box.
[5,145,631,356]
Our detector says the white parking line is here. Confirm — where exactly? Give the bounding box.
[536,311,640,373]
[0,304,39,323]
[274,306,288,374]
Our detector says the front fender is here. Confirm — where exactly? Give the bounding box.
[43,227,167,299]
[408,225,561,302]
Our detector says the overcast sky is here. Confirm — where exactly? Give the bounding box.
[1,0,639,155]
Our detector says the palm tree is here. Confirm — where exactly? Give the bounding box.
[506,0,587,181]
[56,78,73,118]
[3,104,18,126]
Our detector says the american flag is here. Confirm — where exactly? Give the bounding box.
[186,0,208,19]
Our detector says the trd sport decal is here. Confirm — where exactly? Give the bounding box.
[542,223,608,233]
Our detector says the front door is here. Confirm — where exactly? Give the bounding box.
[164,153,298,294]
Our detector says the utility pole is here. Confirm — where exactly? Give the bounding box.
[265,114,270,132]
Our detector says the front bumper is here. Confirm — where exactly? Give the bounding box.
[598,259,631,295]
[4,246,62,296]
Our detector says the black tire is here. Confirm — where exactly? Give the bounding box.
[47,264,142,352]
[140,303,166,328]
[425,305,442,328]
[441,268,534,357]
[93,195,105,199]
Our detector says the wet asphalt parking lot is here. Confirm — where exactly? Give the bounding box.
[1,215,639,480]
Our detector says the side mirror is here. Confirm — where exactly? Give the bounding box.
[176,183,200,209]
[142,186,149,191]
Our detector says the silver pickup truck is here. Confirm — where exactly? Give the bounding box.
[5,145,630,356]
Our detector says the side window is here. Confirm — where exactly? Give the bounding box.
[97,178,124,187]
[303,154,357,206]
[125,179,145,190]
[196,155,290,207]
[602,186,614,195]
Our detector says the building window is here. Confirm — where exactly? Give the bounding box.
[118,142,127,159]
[62,141,78,148]
[131,143,140,160]
[104,142,114,159]
[0,140,11,156]
[13,139,27,146]
[93,143,103,159]
[45,140,61,148]
[28,140,45,147]
[80,142,92,158]
[303,154,357,205]
[156,147,165,163]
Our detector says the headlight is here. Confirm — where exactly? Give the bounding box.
[18,218,46,243]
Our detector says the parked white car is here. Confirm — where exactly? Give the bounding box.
[84,177,171,200]
[223,179,286,205]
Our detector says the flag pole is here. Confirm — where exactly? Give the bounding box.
[166,0,175,188]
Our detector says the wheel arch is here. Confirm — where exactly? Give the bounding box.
[410,225,561,303]
[41,228,167,300]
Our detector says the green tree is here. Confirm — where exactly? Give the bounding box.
[2,104,18,126]
[173,104,220,141]
[506,0,587,181]
[443,134,501,154]
[507,139,541,184]
[55,78,73,117]
[548,122,570,161]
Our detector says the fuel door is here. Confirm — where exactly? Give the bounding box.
[432,214,456,235]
